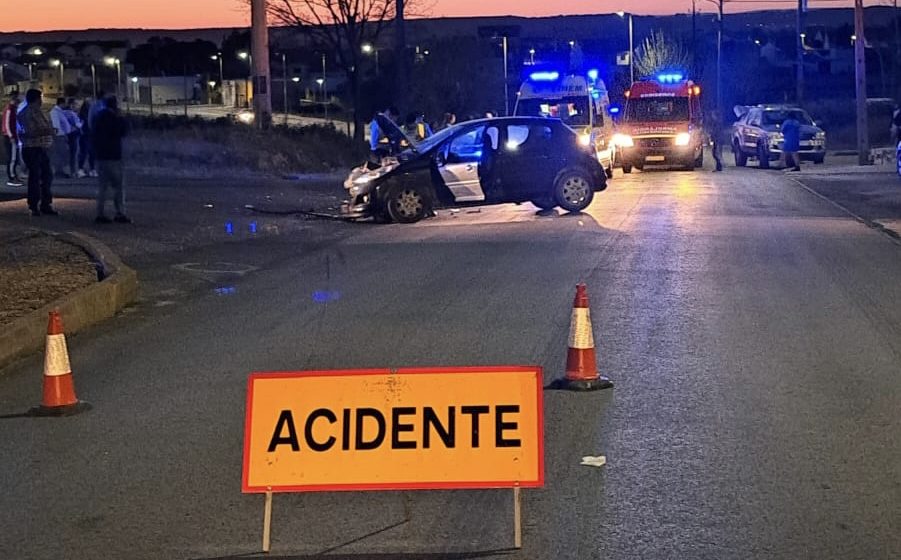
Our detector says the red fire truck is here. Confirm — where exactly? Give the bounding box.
[613,74,705,173]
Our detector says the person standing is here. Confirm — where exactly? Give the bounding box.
[891,104,901,146]
[707,111,724,172]
[368,106,399,165]
[781,115,802,172]
[63,98,82,179]
[78,94,102,177]
[18,89,58,216]
[2,91,23,187]
[92,96,130,224]
[49,98,73,178]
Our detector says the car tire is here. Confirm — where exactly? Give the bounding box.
[733,142,747,167]
[605,162,615,179]
[385,183,431,223]
[694,151,704,168]
[757,142,770,169]
[813,155,825,165]
[622,163,633,174]
[553,168,595,213]
[531,197,556,211]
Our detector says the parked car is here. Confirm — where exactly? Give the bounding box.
[342,116,607,223]
[732,105,826,168]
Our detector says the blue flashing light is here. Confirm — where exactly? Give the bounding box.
[587,68,599,81]
[529,71,560,82]
[225,221,234,235]
[591,90,601,100]
[657,72,685,84]
[609,105,621,114]
[312,290,341,303]
[249,221,258,234]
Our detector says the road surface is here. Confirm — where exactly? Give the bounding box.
[1,161,900,559]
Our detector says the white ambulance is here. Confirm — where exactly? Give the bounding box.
[514,70,616,178]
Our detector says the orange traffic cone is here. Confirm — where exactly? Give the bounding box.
[559,284,612,391]
[30,311,91,416]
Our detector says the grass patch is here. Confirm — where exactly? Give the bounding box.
[125,115,366,177]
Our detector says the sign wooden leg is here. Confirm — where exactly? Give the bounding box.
[513,486,522,549]
[262,490,274,553]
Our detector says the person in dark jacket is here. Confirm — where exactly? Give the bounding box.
[781,116,801,172]
[92,96,130,223]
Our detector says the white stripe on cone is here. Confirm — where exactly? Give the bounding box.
[568,308,595,350]
[44,334,72,377]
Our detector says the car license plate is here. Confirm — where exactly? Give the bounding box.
[646,155,665,162]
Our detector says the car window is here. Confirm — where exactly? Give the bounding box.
[506,125,554,152]
[445,125,499,163]
[748,111,761,127]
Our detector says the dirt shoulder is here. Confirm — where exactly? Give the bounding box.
[0,229,98,326]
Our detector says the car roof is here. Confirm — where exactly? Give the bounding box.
[457,116,565,127]
[755,104,805,111]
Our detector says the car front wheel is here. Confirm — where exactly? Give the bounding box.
[733,142,747,167]
[553,169,595,213]
[531,197,557,211]
[385,184,431,223]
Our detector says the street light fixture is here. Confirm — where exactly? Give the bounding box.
[291,76,300,83]
[529,48,536,65]
[237,51,251,108]
[617,11,634,84]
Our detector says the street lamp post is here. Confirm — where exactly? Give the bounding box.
[105,57,121,100]
[321,53,328,122]
[502,35,510,116]
[617,12,634,84]
[529,48,535,65]
[90,63,97,98]
[362,43,380,76]
[211,54,224,105]
[238,51,251,107]
[281,52,288,125]
[50,59,64,93]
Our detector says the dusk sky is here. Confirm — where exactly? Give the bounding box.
[3,0,826,32]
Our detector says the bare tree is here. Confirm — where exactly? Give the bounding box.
[634,30,690,79]
[268,0,419,142]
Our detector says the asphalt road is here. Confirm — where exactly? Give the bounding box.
[2,161,901,559]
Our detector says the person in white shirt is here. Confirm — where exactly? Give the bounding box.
[49,98,73,178]
[63,99,83,178]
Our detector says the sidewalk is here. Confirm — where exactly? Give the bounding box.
[789,157,901,237]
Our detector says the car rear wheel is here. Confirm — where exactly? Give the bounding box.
[622,163,633,174]
[385,184,431,223]
[757,142,770,169]
[813,155,825,165]
[553,169,594,213]
[733,142,747,167]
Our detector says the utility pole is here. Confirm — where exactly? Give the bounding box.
[395,0,408,109]
[251,0,272,129]
[796,0,805,103]
[692,0,697,71]
[716,0,723,116]
[854,0,869,165]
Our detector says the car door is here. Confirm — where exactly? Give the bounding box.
[499,123,557,199]
[437,124,500,203]
[744,110,763,149]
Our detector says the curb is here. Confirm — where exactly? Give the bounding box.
[0,231,138,373]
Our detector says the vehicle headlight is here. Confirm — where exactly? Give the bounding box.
[578,133,591,147]
[771,132,784,142]
[815,131,826,140]
[612,133,633,148]
[237,112,254,124]
[345,163,398,192]
[675,132,691,146]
